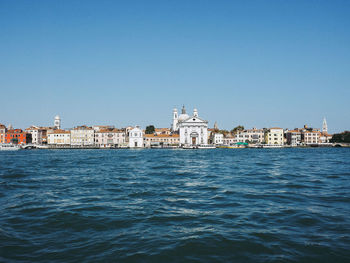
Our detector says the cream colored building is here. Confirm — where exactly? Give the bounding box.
[144,134,179,147]
[70,126,94,146]
[236,128,264,144]
[265,128,284,145]
[0,123,6,143]
[303,131,320,144]
[47,129,71,145]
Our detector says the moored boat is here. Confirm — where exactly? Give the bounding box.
[0,143,20,151]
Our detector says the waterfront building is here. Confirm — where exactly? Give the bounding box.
[223,134,236,145]
[177,107,208,146]
[94,128,125,148]
[92,125,115,132]
[47,129,71,145]
[154,128,171,135]
[319,133,332,143]
[303,131,320,144]
[0,124,6,143]
[236,128,264,144]
[144,134,180,147]
[70,126,94,146]
[25,126,44,145]
[212,133,224,145]
[54,115,61,129]
[5,129,31,145]
[34,126,55,144]
[128,126,143,148]
[285,130,302,146]
[265,128,284,145]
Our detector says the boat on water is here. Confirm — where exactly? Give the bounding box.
[258,144,284,148]
[0,143,20,151]
[182,144,216,149]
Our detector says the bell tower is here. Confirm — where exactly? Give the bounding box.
[172,108,178,132]
[322,117,327,133]
[54,115,61,129]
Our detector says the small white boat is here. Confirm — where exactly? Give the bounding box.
[259,144,284,148]
[182,144,216,149]
[197,144,216,149]
[0,143,20,151]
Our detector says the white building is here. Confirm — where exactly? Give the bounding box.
[70,126,94,146]
[212,133,224,145]
[177,106,208,146]
[47,129,71,145]
[223,135,236,145]
[94,129,125,148]
[129,126,143,148]
[25,126,44,145]
[265,127,284,145]
[54,115,61,129]
[303,131,320,144]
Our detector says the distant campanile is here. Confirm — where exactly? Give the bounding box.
[322,117,328,133]
[54,115,61,129]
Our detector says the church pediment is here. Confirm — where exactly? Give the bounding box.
[181,116,208,124]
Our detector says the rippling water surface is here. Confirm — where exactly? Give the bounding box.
[1,148,350,262]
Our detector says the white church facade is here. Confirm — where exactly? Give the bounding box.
[171,106,208,146]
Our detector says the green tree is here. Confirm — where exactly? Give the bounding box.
[330,131,350,143]
[231,125,244,134]
[145,125,155,134]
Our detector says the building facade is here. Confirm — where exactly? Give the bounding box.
[178,107,208,146]
[212,133,224,145]
[265,128,284,145]
[236,128,264,144]
[303,131,320,144]
[5,129,30,145]
[285,130,302,146]
[25,126,44,145]
[70,126,94,146]
[47,130,71,145]
[0,124,6,143]
[128,126,143,148]
[144,134,180,147]
[94,129,125,148]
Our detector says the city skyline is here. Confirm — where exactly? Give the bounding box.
[0,108,333,134]
[1,1,349,133]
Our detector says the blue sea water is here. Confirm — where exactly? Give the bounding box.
[0,148,349,262]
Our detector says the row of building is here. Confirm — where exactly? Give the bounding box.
[0,107,332,148]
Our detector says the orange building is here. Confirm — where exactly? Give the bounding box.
[5,129,31,145]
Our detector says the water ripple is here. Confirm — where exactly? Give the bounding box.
[0,148,349,262]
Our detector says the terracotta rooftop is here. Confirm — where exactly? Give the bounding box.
[48,129,70,134]
[144,134,179,138]
[97,128,125,133]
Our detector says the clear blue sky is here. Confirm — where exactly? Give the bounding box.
[1,0,349,133]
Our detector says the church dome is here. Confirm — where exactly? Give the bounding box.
[178,105,189,122]
[178,113,189,122]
